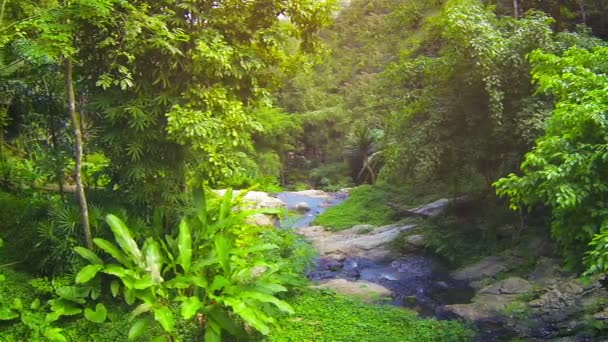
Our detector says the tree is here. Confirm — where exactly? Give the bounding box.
[73,0,336,206]
[9,0,125,248]
[495,45,608,271]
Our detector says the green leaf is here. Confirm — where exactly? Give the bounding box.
[74,246,104,265]
[207,305,244,337]
[204,321,222,342]
[30,298,41,310]
[84,303,107,323]
[76,264,104,284]
[214,233,234,274]
[178,219,192,272]
[144,238,164,283]
[134,274,156,290]
[240,291,294,314]
[128,318,150,340]
[181,296,202,319]
[110,280,120,297]
[129,303,152,321]
[0,306,18,320]
[55,286,89,304]
[94,238,131,266]
[49,299,82,316]
[43,327,68,342]
[154,306,175,332]
[105,214,144,266]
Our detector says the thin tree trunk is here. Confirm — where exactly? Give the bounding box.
[65,56,92,249]
[513,0,520,19]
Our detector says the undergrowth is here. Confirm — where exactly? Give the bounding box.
[266,289,473,341]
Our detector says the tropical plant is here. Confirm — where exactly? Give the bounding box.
[74,189,299,341]
[345,125,384,184]
[495,46,608,272]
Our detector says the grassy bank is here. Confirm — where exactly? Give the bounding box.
[268,289,472,341]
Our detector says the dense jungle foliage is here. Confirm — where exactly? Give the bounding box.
[2,0,608,340]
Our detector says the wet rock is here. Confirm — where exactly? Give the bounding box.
[437,303,502,322]
[352,224,375,233]
[593,309,608,321]
[299,224,416,261]
[528,257,568,286]
[451,255,513,284]
[478,277,534,295]
[246,214,277,227]
[312,279,393,303]
[292,189,332,199]
[408,198,452,217]
[295,201,311,212]
[214,190,285,209]
[405,234,426,248]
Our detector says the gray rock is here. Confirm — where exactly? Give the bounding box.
[408,198,452,217]
[451,255,512,283]
[405,234,426,248]
[478,277,535,295]
[437,303,502,322]
[299,224,416,261]
[295,201,311,212]
[246,214,277,227]
[312,279,393,303]
[213,190,285,209]
[352,224,375,233]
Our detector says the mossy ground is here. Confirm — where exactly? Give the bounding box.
[314,185,398,230]
[267,289,473,342]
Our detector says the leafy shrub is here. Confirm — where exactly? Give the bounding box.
[314,185,397,230]
[264,289,472,341]
[73,189,304,340]
[419,195,525,267]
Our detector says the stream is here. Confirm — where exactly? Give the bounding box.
[276,191,474,316]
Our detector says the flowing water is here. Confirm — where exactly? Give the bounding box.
[276,191,474,315]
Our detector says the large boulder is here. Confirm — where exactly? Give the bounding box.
[299,224,416,261]
[312,279,393,303]
[213,190,285,210]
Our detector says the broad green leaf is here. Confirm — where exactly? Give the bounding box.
[154,306,175,332]
[73,246,104,265]
[129,303,152,321]
[240,291,294,314]
[181,296,202,319]
[128,318,150,340]
[144,238,164,283]
[84,303,107,323]
[94,238,131,266]
[214,233,234,274]
[105,214,144,267]
[178,219,192,272]
[55,286,89,304]
[204,321,222,342]
[207,305,244,337]
[134,274,156,290]
[110,280,120,297]
[76,264,103,283]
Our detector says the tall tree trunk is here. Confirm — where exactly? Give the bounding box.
[513,0,520,19]
[65,57,92,249]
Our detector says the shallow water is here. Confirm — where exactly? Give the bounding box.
[276,191,347,228]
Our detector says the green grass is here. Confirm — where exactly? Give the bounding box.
[314,185,398,230]
[267,289,473,342]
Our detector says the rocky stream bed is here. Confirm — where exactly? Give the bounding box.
[231,189,608,341]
